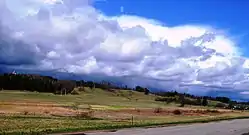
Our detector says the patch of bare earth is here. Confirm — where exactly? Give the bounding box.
[0,101,236,120]
[93,108,231,120]
[0,101,77,116]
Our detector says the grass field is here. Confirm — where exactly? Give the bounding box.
[0,88,167,108]
[0,88,249,134]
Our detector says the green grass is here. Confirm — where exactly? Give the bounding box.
[1,115,249,135]
[0,88,225,108]
[0,89,168,109]
[0,89,221,110]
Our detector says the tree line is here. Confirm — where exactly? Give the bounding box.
[1,73,249,109]
[0,73,135,94]
[155,91,231,103]
[0,73,75,94]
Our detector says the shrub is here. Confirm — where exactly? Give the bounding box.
[135,108,141,113]
[202,97,208,106]
[196,98,202,105]
[155,97,176,103]
[23,111,29,115]
[44,110,50,114]
[184,99,197,105]
[179,95,185,107]
[76,110,94,119]
[71,102,80,110]
[215,103,227,108]
[155,97,163,101]
[173,109,182,115]
[180,98,202,106]
[144,88,150,95]
[206,109,219,113]
[195,109,203,114]
[75,105,94,119]
[154,107,163,113]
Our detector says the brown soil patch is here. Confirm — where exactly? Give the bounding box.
[114,108,226,115]
[93,108,231,120]
[0,101,235,119]
[0,101,62,107]
[0,101,78,116]
[0,105,77,116]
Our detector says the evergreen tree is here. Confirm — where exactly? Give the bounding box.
[202,96,208,106]
[179,94,185,107]
[144,88,150,95]
[196,98,202,105]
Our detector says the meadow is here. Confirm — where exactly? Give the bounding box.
[1,88,249,135]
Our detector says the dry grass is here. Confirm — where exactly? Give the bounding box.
[0,103,77,116]
[154,107,163,113]
[0,101,239,119]
[1,113,249,134]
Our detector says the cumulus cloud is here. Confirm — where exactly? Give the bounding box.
[1,0,249,98]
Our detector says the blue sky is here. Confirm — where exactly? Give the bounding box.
[94,0,249,56]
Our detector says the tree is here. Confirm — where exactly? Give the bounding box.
[228,101,237,109]
[144,88,150,95]
[196,98,202,105]
[76,80,84,87]
[0,73,77,94]
[179,94,185,107]
[202,97,208,106]
[87,81,95,89]
[135,86,144,92]
[215,97,230,103]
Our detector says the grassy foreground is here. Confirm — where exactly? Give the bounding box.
[2,115,249,135]
[1,89,249,135]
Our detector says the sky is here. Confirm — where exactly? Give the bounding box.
[1,0,249,100]
[94,0,249,54]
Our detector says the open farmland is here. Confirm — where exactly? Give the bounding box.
[1,88,249,135]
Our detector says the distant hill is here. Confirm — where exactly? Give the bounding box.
[1,72,249,110]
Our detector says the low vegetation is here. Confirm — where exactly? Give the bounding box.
[1,114,249,135]
[153,107,163,113]
[173,109,182,115]
[1,73,249,134]
[1,89,249,134]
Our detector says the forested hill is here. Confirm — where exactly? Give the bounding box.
[0,73,248,106]
[0,73,133,94]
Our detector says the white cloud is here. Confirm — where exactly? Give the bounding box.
[240,91,249,95]
[1,0,249,95]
